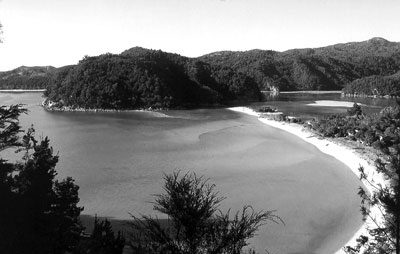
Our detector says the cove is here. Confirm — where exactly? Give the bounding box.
[2,92,363,254]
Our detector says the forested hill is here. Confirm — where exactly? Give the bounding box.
[0,66,55,89]
[198,37,400,92]
[44,49,262,109]
[3,38,400,108]
[342,71,400,97]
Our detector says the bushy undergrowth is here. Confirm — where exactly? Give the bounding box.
[306,103,400,155]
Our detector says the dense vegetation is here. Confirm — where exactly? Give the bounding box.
[3,37,400,106]
[0,105,83,253]
[343,71,400,97]
[44,38,400,110]
[306,103,400,155]
[129,172,281,254]
[0,66,54,90]
[0,105,125,254]
[76,216,125,254]
[345,152,400,254]
[199,38,400,92]
[44,50,261,110]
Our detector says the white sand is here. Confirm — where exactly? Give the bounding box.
[134,110,172,118]
[0,89,46,92]
[280,91,342,94]
[228,106,386,254]
[307,100,364,107]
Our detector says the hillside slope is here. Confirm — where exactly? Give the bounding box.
[342,70,400,96]
[44,50,262,109]
[4,37,400,105]
[0,66,55,89]
[198,37,400,92]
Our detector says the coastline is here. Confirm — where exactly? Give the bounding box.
[228,106,386,254]
[0,89,46,93]
[260,90,342,94]
[40,98,167,113]
[281,90,342,94]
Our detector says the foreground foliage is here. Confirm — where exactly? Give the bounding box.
[1,104,272,254]
[0,105,83,254]
[129,172,282,254]
[76,216,125,254]
[345,153,400,254]
[0,105,125,254]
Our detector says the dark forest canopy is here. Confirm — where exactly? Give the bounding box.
[343,71,400,97]
[44,51,262,109]
[2,37,400,107]
[199,37,400,92]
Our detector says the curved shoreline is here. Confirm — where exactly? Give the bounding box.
[228,106,386,254]
[0,89,46,93]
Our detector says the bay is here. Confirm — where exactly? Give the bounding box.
[1,92,375,254]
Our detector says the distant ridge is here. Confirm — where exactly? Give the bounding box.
[198,37,400,91]
[2,37,400,98]
[0,66,55,90]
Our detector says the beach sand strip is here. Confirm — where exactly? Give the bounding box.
[228,106,387,254]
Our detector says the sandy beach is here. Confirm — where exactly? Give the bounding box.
[0,89,46,92]
[228,106,386,254]
[306,100,364,107]
[280,91,343,94]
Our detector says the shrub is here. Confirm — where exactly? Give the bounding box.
[129,172,282,254]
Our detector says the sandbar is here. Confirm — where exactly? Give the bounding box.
[307,100,363,107]
[280,90,342,94]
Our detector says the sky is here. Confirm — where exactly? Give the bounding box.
[0,0,400,71]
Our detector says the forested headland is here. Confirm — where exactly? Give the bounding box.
[342,71,400,97]
[2,37,400,109]
[43,49,262,110]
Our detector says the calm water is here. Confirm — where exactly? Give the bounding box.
[1,92,390,254]
[254,92,397,120]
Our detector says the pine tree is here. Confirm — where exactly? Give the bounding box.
[0,105,84,254]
